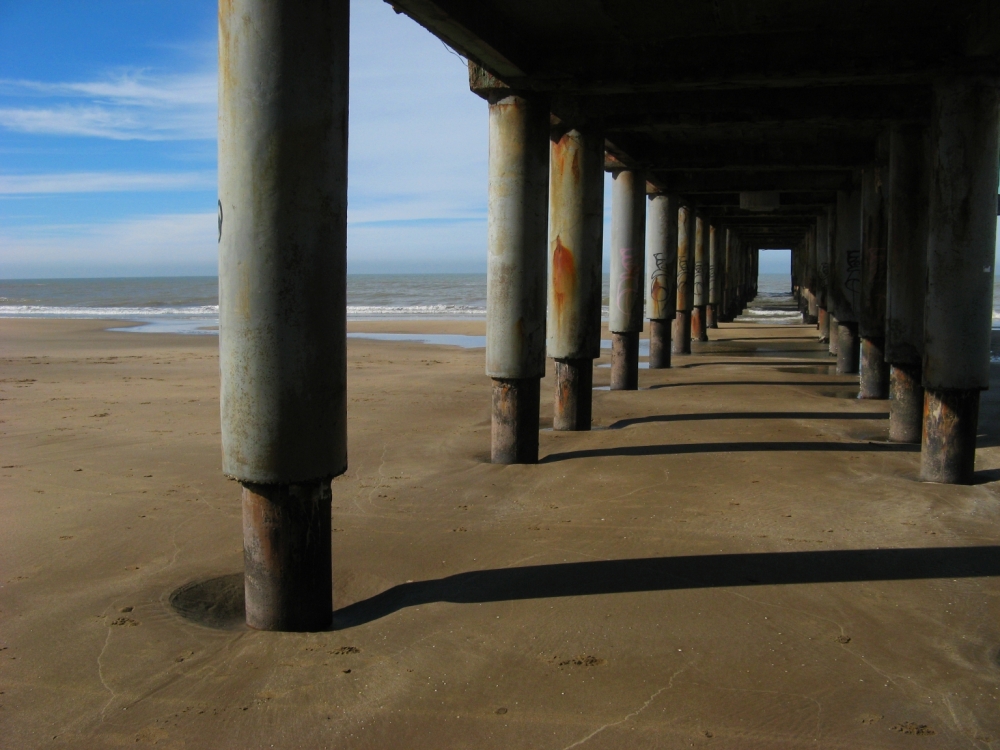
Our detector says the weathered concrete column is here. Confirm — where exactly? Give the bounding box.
[645,193,678,368]
[707,224,719,328]
[859,157,890,399]
[547,128,604,430]
[691,216,709,341]
[672,205,694,354]
[486,92,549,463]
[833,187,862,375]
[886,122,930,443]
[829,314,840,357]
[219,0,348,631]
[609,169,646,390]
[816,212,831,341]
[921,79,999,483]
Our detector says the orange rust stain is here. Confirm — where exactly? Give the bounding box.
[552,235,577,324]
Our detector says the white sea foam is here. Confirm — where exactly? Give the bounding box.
[0,304,218,318]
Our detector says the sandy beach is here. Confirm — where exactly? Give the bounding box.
[3,317,1000,748]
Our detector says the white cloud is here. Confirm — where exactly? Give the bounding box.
[0,213,217,277]
[0,171,216,194]
[0,72,216,141]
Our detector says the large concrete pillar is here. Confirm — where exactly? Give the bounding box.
[219,0,348,631]
[672,205,694,354]
[645,193,678,368]
[707,224,720,328]
[486,92,549,463]
[691,216,709,342]
[609,169,646,390]
[886,122,930,442]
[833,187,862,375]
[547,128,604,431]
[921,79,999,483]
[859,153,890,399]
[816,212,831,342]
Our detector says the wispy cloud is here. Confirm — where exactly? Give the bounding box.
[0,71,216,140]
[0,213,217,276]
[0,171,216,194]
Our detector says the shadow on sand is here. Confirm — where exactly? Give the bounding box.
[539,440,915,463]
[607,412,887,430]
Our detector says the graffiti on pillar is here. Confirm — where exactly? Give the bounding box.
[676,256,689,286]
[708,264,717,292]
[616,247,640,315]
[693,262,705,297]
[818,262,829,283]
[649,252,670,316]
[844,249,861,296]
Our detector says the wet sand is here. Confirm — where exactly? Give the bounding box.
[3,317,1000,748]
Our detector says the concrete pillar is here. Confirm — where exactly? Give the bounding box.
[707,224,719,328]
[219,0,348,631]
[921,79,999,483]
[691,215,709,341]
[646,193,678,368]
[609,169,646,390]
[672,205,694,354]
[818,307,830,342]
[547,128,604,430]
[486,92,549,463]
[832,187,862,375]
[837,321,860,375]
[816,212,831,338]
[829,314,840,357]
[886,122,930,443]
[859,156,890,399]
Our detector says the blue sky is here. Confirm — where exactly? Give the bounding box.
[0,1,798,278]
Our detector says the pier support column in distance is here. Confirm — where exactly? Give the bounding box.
[609,169,646,390]
[706,224,719,328]
[833,187,862,375]
[859,155,890,399]
[691,216,709,341]
[219,0,349,631]
[818,308,830,342]
[672,205,694,354]
[485,89,549,463]
[547,127,604,430]
[646,193,679,368]
[885,122,930,442]
[829,315,839,357]
[921,79,999,483]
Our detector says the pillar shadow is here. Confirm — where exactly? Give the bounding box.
[647,380,848,390]
[607,412,888,430]
[677,360,838,368]
[332,545,1000,630]
[540,440,917,463]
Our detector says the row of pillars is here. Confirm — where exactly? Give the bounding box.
[215,0,999,629]
[486,95,759,464]
[789,82,999,485]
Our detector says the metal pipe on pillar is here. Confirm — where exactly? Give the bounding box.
[485,90,549,464]
[672,205,694,354]
[707,225,719,329]
[645,193,678,368]
[609,169,646,390]
[859,144,891,399]
[219,0,349,631]
[886,122,930,443]
[691,216,708,342]
[921,79,999,484]
[547,127,604,431]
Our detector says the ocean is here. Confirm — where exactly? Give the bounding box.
[1,274,995,333]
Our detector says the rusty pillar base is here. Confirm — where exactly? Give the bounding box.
[836,322,859,375]
[828,316,840,357]
[691,306,708,342]
[859,337,890,399]
[648,319,671,369]
[706,304,718,329]
[491,378,540,464]
[889,363,923,443]
[553,359,593,431]
[242,481,332,632]
[817,308,829,343]
[610,332,640,390]
[672,312,692,355]
[920,388,980,484]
